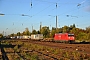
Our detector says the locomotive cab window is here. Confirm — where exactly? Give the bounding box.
[68,34,74,36]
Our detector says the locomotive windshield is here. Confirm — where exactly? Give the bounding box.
[68,34,74,36]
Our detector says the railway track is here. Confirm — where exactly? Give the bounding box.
[0,40,62,60]
[2,39,90,54]
[1,45,9,60]
[0,39,90,59]
[18,39,90,55]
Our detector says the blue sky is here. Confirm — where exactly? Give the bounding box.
[0,0,90,35]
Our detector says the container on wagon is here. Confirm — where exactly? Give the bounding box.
[31,34,43,40]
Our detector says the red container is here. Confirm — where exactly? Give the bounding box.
[54,33,75,41]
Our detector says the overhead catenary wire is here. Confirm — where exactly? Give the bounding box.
[58,2,86,18]
[1,0,85,17]
[54,0,88,28]
[25,0,41,15]
[46,5,86,26]
[35,0,80,4]
[32,3,54,17]
[1,0,90,32]
[31,0,60,17]
[47,1,83,20]
[0,0,86,20]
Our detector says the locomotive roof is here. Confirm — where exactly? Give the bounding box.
[55,33,74,35]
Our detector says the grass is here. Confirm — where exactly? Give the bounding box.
[1,40,90,60]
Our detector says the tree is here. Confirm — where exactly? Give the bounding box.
[17,32,21,36]
[37,30,41,34]
[77,32,87,42]
[50,27,56,38]
[70,28,80,40]
[0,34,3,38]
[62,26,69,33]
[23,28,30,35]
[58,28,63,33]
[87,33,90,41]
[70,24,76,29]
[41,26,50,38]
[50,29,56,38]
[86,26,90,41]
[10,33,14,37]
[86,26,90,33]
[32,30,37,34]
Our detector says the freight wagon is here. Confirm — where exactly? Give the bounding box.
[54,33,75,43]
[31,34,43,40]
[16,36,30,39]
[22,35,31,39]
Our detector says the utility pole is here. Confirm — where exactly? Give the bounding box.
[32,25,33,33]
[56,15,57,30]
[56,3,58,30]
[3,31,4,36]
[40,22,42,33]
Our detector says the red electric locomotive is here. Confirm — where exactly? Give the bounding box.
[54,33,75,43]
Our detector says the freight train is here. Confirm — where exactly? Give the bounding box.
[10,33,75,43]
